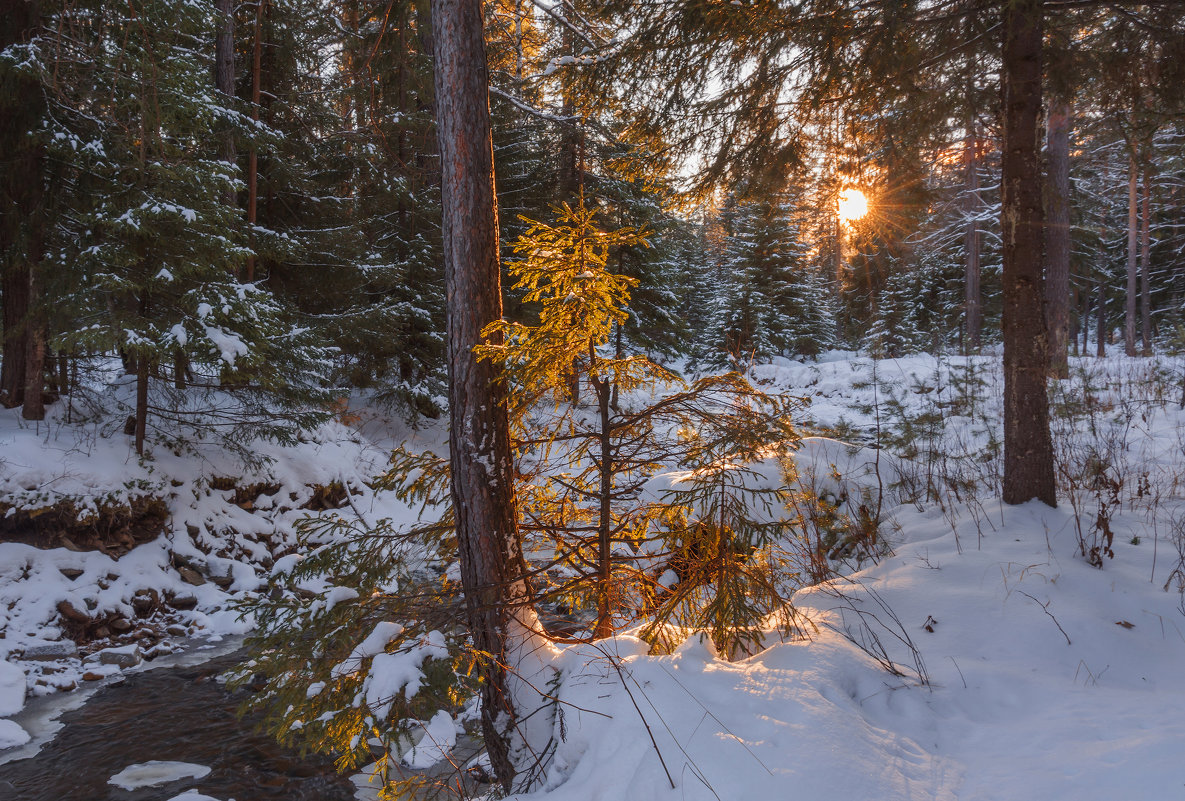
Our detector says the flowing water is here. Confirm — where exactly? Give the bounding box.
[0,647,356,801]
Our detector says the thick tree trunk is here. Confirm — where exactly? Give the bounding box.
[1044,101,1070,378]
[432,0,531,788]
[964,123,982,353]
[1125,156,1138,356]
[1,267,29,407]
[1,1,43,409]
[21,267,45,421]
[1000,0,1055,507]
[1140,165,1152,354]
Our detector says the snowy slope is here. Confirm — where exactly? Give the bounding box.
[0,387,439,738]
[514,350,1185,801]
[521,497,1185,801]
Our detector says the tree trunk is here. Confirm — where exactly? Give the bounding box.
[964,123,982,353]
[1000,0,1055,507]
[1095,277,1105,358]
[593,355,614,641]
[135,357,149,455]
[57,350,68,396]
[1,266,29,408]
[432,0,531,788]
[174,350,189,389]
[246,0,267,283]
[1125,155,1138,356]
[1044,101,1070,378]
[214,0,236,204]
[1140,164,1152,354]
[21,266,45,421]
[1,1,43,409]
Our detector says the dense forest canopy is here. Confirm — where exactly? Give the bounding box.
[2,0,1185,794]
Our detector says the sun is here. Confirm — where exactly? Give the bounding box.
[837,188,869,223]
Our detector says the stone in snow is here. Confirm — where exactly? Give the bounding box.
[21,642,78,661]
[97,645,142,668]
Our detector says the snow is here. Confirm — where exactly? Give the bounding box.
[0,376,435,711]
[108,760,211,790]
[403,710,458,769]
[0,719,30,750]
[167,792,223,801]
[4,349,1185,797]
[507,350,1185,800]
[0,660,26,717]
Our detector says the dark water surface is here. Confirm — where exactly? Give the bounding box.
[0,650,356,801]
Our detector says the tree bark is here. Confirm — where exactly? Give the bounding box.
[135,357,149,455]
[214,0,236,205]
[432,0,530,788]
[593,350,614,640]
[1095,277,1105,358]
[1,267,29,408]
[1125,155,1138,356]
[1044,101,1070,378]
[1,1,43,409]
[246,0,267,283]
[964,122,982,353]
[1140,164,1152,354]
[21,266,45,421]
[1000,0,1055,507]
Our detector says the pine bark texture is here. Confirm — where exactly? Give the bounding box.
[1140,167,1152,354]
[432,0,525,789]
[1,1,43,409]
[1044,102,1070,378]
[1125,156,1138,356]
[21,267,45,421]
[1000,0,1055,507]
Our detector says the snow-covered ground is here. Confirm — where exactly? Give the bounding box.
[4,349,1185,801]
[0,378,439,748]
[514,348,1185,800]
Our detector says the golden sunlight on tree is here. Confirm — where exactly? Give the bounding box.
[837,187,869,224]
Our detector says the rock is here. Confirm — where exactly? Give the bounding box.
[132,589,159,616]
[178,567,206,587]
[109,618,133,633]
[22,642,79,661]
[210,572,234,590]
[59,567,84,580]
[97,645,141,668]
[166,592,198,611]
[56,600,91,625]
[82,671,105,682]
[166,624,188,637]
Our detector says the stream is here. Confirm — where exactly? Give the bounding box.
[0,642,357,801]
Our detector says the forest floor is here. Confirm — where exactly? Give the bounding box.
[1,350,1184,800]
